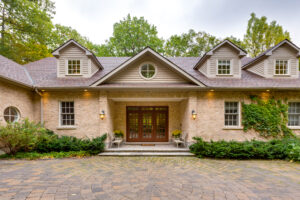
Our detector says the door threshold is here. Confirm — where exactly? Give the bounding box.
[124,142,172,145]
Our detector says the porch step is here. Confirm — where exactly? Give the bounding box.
[104,148,190,152]
[98,152,194,157]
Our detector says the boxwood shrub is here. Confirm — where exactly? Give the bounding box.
[190,137,300,161]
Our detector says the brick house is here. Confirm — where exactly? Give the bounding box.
[0,39,300,145]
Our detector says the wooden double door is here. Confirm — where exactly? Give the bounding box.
[126,106,168,142]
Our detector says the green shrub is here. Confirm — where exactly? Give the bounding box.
[34,132,107,154]
[190,137,300,161]
[0,119,47,154]
[0,119,107,155]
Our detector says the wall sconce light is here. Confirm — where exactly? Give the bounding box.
[100,110,105,120]
[192,110,197,120]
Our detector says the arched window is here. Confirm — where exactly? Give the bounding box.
[4,107,20,123]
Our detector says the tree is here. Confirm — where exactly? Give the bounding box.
[50,24,101,53]
[105,14,164,56]
[225,36,246,50]
[0,0,54,64]
[243,13,290,57]
[164,29,220,57]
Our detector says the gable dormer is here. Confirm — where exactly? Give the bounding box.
[52,39,102,78]
[194,40,247,78]
[243,40,300,78]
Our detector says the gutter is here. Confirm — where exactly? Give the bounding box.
[35,86,300,91]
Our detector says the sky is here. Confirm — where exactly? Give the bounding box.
[52,0,300,45]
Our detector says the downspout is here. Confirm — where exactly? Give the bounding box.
[34,88,44,125]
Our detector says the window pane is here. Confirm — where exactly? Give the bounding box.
[224,102,239,126]
[60,101,75,126]
[275,60,288,75]
[68,60,81,75]
[3,107,20,123]
[218,60,231,75]
[141,64,155,78]
[288,102,300,126]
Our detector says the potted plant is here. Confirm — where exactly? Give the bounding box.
[172,129,182,139]
[114,130,124,138]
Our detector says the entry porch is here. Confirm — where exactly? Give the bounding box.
[98,91,198,145]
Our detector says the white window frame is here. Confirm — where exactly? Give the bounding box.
[224,101,241,127]
[216,59,233,76]
[3,106,20,123]
[66,59,82,76]
[139,62,157,80]
[287,101,300,129]
[274,59,290,76]
[59,101,75,127]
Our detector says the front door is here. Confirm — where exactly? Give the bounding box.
[126,106,168,142]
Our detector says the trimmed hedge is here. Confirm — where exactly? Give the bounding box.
[35,130,107,154]
[190,137,300,161]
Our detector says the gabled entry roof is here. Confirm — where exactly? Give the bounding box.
[91,47,206,87]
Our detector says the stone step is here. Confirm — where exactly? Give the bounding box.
[105,148,190,152]
[98,152,195,157]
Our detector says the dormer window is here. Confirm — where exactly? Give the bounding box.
[275,60,289,75]
[68,60,81,75]
[217,60,231,75]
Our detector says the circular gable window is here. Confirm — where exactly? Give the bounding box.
[140,63,156,79]
[4,107,20,123]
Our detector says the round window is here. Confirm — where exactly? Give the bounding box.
[4,107,20,123]
[140,63,156,79]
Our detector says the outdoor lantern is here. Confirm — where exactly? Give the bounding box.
[192,110,197,120]
[100,110,105,120]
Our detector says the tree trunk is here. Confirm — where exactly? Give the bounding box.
[1,3,5,47]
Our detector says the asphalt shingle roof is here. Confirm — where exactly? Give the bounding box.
[0,55,33,87]
[0,41,299,89]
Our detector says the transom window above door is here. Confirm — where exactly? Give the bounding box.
[217,60,231,75]
[67,60,81,75]
[140,63,156,79]
[275,60,289,75]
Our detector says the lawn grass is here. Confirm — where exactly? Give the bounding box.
[0,151,92,160]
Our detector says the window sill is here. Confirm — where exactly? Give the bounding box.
[216,74,233,77]
[223,126,243,130]
[288,126,300,130]
[65,74,83,76]
[56,126,77,130]
[273,74,290,77]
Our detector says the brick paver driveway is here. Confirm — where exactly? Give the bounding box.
[0,157,299,200]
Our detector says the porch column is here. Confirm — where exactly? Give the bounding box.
[181,92,198,144]
[99,91,113,136]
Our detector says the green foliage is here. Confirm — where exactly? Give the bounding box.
[0,0,54,64]
[190,137,300,161]
[105,14,164,56]
[0,119,107,155]
[164,29,220,57]
[0,151,91,160]
[49,24,101,53]
[0,119,47,154]
[244,13,290,57]
[34,132,107,154]
[242,97,293,138]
